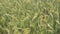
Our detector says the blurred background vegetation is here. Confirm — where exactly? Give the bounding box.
[0,0,60,34]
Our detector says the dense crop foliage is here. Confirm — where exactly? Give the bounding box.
[0,0,60,34]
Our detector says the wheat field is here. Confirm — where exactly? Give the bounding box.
[0,0,60,34]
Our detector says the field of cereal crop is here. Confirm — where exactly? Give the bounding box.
[0,0,60,34]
